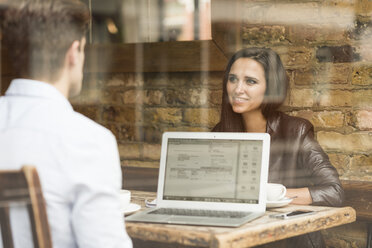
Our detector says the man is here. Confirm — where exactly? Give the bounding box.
[0,0,132,247]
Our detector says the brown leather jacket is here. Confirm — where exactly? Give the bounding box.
[266,111,344,207]
[213,111,344,248]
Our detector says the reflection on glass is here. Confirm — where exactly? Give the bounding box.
[83,0,211,43]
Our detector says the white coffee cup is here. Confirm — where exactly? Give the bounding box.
[266,183,286,201]
[119,189,131,209]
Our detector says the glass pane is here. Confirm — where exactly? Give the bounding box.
[82,0,211,43]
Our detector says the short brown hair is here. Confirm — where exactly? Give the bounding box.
[1,0,90,81]
[215,47,288,132]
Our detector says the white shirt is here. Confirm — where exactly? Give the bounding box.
[0,79,132,248]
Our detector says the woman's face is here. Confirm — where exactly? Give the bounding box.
[227,58,267,115]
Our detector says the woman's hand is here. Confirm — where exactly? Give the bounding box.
[286,187,313,205]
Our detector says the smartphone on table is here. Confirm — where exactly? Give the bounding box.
[269,210,315,219]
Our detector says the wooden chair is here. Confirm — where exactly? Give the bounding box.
[0,166,52,248]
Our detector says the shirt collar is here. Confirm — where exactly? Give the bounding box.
[5,79,73,110]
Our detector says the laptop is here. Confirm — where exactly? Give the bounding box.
[126,132,270,227]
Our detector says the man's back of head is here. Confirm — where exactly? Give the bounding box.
[1,0,90,84]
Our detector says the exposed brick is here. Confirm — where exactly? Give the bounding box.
[352,64,372,85]
[278,47,313,68]
[324,0,358,6]
[350,154,372,180]
[165,89,191,105]
[118,143,141,160]
[101,89,122,105]
[314,63,351,84]
[100,123,121,140]
[102,123,137,142]
[118,125,138,142]
[316,45,360,63]
[122,89,144,105]
[144,90,164,105]
[314,111,345,128]
[142,126,163,143]
[143,143,161,160]
[318,89,352,107]
[289,89,314,107]
[183,108,220,127]
[209,90,222,106]
[352,89,372,108]
[242,25,286,45]
[163,88,212,107]
[191,88,211,106]
[356,1,372,16]
[319,3,355,25]
[290,110,344,128]
[328,153,350,177]
[351,154,372,170]
[104,74,127,87]
[104,73,143,87]
[121,160,159,168]
[73,104,100,122]
[288,24,346,44]
[347,19,372,41]
[282,91,290,107]
[144,108,182,124]
[167,126,212,132]
[355,110,372,130]
[70,88,102,105]
[102,106,137,124]
[354,43,372,62]
[317,131,372,153]
[292,69,314,86]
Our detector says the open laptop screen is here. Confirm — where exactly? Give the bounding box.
[163,138,263,204]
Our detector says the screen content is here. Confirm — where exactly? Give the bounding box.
[163,138,263,203]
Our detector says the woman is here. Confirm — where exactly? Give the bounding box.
[212,47,344,248]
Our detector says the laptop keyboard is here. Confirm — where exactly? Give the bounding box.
[149,208,252,218]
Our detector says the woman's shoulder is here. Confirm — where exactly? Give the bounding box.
[211,122,223,132]
[280,112,312,126]
[269,111,314,135]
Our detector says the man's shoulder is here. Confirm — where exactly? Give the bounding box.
[68,111,114,139]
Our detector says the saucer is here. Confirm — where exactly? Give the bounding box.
[122,203,141,215]
[266,197,293,208]
[145,198,157,208]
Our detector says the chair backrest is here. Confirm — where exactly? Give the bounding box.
[0,166,52,248]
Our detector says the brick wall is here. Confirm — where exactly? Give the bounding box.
[71,71,224,168]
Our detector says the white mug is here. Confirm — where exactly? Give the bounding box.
[266,183,286,201]
[119,189,131,209]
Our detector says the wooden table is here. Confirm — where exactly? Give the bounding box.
[125,191,356,248]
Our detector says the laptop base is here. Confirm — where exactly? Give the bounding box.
[126,208,264,227]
